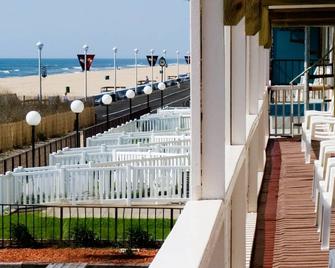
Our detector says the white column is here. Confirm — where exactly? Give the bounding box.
[231,18,247,145]
[225,26,232,145]
[248,34,260,114]
[258,46,266,99]
[191,0,226,200]
[190,0,202,200]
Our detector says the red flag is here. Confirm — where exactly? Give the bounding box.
[77,54,95,71]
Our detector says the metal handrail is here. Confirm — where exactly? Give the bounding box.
[289,47,334,85]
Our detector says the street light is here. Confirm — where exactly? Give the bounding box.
[36,41,44,101]
[150,49,155,89]
[158,82,166,108]
[82,44,89,100]
[102,94,113,129]
[70,100,84,147]
[113,47,118,91]
[163,49,167,81]
[134,48,139,93]
[126,89,135,116]
[26,111,41,167]
[176,49,180,80]
[143,85,153,110]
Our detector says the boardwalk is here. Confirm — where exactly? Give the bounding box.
[251,139,335,268]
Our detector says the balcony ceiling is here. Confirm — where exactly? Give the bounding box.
[224,0,335,48]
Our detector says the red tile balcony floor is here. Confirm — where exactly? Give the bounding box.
[251,139,335,268]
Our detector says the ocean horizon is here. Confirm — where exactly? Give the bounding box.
[0,58,179,79]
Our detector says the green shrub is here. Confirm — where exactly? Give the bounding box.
[11,223,36,248]
[71,224,97,247]
[127,227,154,248]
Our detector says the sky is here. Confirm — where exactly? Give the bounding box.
[0,0,190,58]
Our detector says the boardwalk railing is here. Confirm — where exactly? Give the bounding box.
[0,133,77,175]
[0,204,182,247]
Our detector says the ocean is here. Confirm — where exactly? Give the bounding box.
[0,58,178,79]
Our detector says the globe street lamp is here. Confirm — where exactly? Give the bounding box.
[150,49,155,89]
[26,111,41,167]
[158,82,166,108]
[176,49,180,80]
[134,48,139,93]
[143,85,153,110]
[126,89,135,116]
[163,49,167,81]
[82,44,89,100]
[71,100,84,147]
[36,41,44,101]
[113,47,118,91]
[102,94,113,129]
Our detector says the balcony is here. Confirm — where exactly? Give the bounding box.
[149,1,335,267]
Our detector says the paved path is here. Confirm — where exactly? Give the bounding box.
[95,81,190,123]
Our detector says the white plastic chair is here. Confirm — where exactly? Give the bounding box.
[318,165,335,250]
[302,117,335,163]
[313,141,335,201]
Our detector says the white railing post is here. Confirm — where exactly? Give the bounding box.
[126,166,132,205]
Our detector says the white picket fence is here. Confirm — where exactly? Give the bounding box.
[49,150,184,166]
[106,113,190,134]
[54,139,191,155]
[86,133,189,147]
[0,108,192,207]
[0,163,190,205]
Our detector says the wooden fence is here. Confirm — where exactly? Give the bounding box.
[0,107,95,152]
[0,107,150,174]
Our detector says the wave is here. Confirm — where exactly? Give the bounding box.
[14,69,20,72]
[61,68,70,71]
[126,64,147,68]
[0,70,10,74]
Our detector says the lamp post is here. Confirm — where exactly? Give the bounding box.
[126,89,135,116]
[158,82,166,108]
[26,111,41,167]
[70,100,84,147]
[113,47,117,91]
[143,85,153,110]
[163,49,167,81]
[102,94,113,129]
[176,49,180,80]
[36,41,44,101]
[83,44,89,101]
[134,48,139,93]
[150,49,155,89]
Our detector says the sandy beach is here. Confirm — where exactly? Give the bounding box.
[0,64,189,98]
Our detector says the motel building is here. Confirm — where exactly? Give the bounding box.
[150,1,335,268]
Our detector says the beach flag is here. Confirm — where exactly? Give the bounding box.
[77,54,95,71]
[146,55,158,67]
[184,55,191,64]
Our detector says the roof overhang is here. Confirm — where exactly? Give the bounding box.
[224,0,335,48]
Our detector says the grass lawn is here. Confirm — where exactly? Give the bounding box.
[0,210,175,244]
